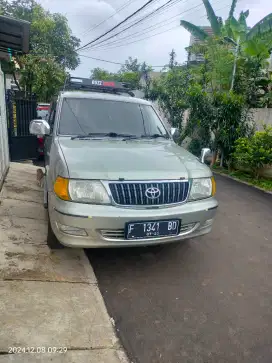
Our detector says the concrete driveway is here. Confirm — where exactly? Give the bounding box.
[0,163,127,363]
[87,175,272,363]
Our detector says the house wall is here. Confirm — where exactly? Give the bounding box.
[182,108,272,131]
[251,108,272,130]
[0,63,10,189]
[5,73,19,90]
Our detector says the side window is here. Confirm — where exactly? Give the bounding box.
[141,105,168,136]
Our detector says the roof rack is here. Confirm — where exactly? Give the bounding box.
[63,76,135,97]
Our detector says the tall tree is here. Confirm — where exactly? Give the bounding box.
[140,61,153,98]
[119,57,153,90]
[0,0,35,21]
[90,59,153,91]
[228,0,238,20]
[0,0,80,70]
[31,10,80,70]
[149,66,191,131]
[120,57,141,73]
[0,0,80,100]
[19,54,66,102]
[180,0,227,39]
[246,13,272,40]
[90,67,116,80]
[169,49,177,69]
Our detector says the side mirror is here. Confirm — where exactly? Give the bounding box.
[200,148,212,164]
[29,119,50,136]
[171,127,180,142]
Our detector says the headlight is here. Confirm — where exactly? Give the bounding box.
[69,180,110,204]
[54,177,110,204]
[189,177,216,201]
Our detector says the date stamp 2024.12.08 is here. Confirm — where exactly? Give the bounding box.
[8,347,67,354]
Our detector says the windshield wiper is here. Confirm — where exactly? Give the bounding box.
[101,132,137,138]
[122,133,170,141]
[71,135,93,140]
[71,132,137,140]
[71,132,170,141]
[141,134,170,139]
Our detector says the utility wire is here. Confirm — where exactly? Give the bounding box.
[86,0,184,50]
[78,3,230,69]
[82,1,206,52]
[84,0,225,52]
[109,0,181,36]
[90,0,189,51]
[78,54,166,67]
[81,1,205,52]
[77,0,162,51]
[78,55,124,65]
[87,26,180,52]
[114,0,181,30]
[79,0,137,38]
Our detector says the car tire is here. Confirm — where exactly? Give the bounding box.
[47,217,64,249]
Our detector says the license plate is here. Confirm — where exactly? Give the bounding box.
[125,219,180,240]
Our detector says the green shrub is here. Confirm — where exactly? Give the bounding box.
[212,166,272,191]
[233,125,272,178]
[188,139,203,157]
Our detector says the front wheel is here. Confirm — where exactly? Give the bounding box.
[47,218,64,249]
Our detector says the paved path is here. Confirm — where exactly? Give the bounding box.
[87,175,272,363]
[0,163,127,363]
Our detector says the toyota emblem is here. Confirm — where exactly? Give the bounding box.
[145,187,161,199]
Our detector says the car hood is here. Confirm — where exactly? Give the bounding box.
[58,137,212,180]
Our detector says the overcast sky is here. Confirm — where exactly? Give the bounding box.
[39,0,272,76]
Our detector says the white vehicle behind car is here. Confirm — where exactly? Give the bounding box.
[37,103,50,120]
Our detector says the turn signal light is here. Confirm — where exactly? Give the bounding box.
[54,176,70,201]
[211,176,216,196]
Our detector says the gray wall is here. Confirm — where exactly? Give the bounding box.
[251,108,272,130]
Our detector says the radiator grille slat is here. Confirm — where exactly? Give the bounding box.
[109,181,189,206]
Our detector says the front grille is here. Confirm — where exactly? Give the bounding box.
[100,229,125,240]
[109,181,189,206]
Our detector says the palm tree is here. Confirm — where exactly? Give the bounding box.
[180,0,272,43]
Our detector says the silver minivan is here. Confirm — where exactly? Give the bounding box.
[30,77,218,249]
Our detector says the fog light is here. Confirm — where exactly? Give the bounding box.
[200,219,214,229]
[57,223,87,236]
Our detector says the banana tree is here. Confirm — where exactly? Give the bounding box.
[180,0,272,45]
[180,0,238,40]
[247,13,272,40]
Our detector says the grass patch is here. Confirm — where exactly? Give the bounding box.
[212,166,272,192]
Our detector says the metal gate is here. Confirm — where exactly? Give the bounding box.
[6,90,38,161]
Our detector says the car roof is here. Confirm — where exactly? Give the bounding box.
[60,91,152,105]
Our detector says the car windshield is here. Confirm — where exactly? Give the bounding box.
[58,98,169,138]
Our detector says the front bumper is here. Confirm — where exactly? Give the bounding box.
[48,193,218,248]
